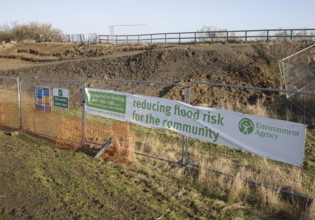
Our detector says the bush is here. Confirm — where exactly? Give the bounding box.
[197,26,228,42]
[0,22,62,43]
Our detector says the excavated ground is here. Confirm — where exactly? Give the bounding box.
[0,41,309,113]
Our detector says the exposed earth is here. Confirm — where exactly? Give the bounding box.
[0,41,305,106]
[1,41,315,219]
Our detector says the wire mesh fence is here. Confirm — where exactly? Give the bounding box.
[0,77,19,130]
[187,81,315,176]
[1,76,314,168]
[19,77,84,141]
[280,44,315,119]
[85,78,188,164]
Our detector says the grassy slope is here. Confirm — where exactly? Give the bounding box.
[1,42,315,219]
[0,131,282,220]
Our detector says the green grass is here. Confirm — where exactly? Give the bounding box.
[1,131,314,219]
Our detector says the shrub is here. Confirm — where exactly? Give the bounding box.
[0,22,62,43]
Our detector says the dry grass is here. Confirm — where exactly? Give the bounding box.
[135,132,314,219]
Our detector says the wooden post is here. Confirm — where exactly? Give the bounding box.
[165,33,167,44]
[290,30,293,41]
[226,31,229,42]
[179,33,181,44]
[245,31,247,42]
[194,32,197,43]
[267,30,270,42]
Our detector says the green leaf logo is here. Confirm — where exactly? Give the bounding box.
[238,118,254,135]
[58,89,63,97]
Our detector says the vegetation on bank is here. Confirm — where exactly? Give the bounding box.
[0,22,62,43]
[0,38,314,219]
[0,131,315,219]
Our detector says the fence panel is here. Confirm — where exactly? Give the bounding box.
[85,78,188,164]
[187,82,314,182]
[0,77,19,130]
[19,77,84,144]
[97,28,315,45]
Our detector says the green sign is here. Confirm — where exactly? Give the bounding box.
[53,96,68,108]
[86,91,126,114]
[53,88,69,109]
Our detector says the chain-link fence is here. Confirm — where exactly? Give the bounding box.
[19,77,84,143]
[187,81,315,172]
[1,76,314,168]
[0,77,19,130]
[85,78,188,164]
[280,44,315,118]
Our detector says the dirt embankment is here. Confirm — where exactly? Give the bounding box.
[0,42,278,83]
[0,41,304,107]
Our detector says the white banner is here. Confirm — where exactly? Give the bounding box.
[85,88,306,166]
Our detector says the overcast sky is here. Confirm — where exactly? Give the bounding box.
[1,0,314,35]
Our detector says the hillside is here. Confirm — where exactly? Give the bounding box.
[0,41,307,108]
[1,131,314,219]
[1,41,315,219]
[0,42,287,84]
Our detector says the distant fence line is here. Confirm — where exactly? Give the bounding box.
[58,28,315,44]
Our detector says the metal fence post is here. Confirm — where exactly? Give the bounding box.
[17,77,23,131]
[81,80,87,146]
[179,85,190,166]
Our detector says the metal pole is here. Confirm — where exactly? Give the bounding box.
[184,86,189,165]
[281,43,315,61]
[17,77,23,131]
[181,85,188,165]
[181,136,186,165]
[81,81,87,146]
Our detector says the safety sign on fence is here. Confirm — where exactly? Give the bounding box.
[53,88,69,109]
[35,86,51,112]
[85,88,306,166]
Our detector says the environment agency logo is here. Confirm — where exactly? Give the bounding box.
[238,118,254,135]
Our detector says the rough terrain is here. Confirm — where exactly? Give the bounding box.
[0,41,304,106]
[1,41,315,219]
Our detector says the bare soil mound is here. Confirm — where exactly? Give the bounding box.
[0,41,307,108]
